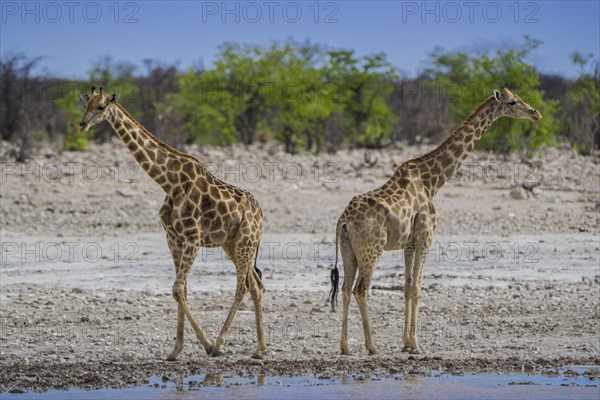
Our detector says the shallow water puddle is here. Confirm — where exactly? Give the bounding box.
[4,367,599,400]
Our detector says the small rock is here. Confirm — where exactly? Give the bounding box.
[116,189,133,197]
[510,187,528,200]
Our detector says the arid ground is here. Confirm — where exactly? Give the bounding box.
[1,140,599,392]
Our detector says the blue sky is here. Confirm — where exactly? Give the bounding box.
[1,1,599,79]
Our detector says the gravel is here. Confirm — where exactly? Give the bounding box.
[1,140,599,392]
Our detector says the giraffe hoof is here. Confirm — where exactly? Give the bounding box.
[409,348,421,355]
[367,347,379,355]
[210,347,225,357]
[401,346,411,353]
[340,348,350,356]
[166,347,182,361]
[251,352,264,360]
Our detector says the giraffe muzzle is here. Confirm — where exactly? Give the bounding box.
[78,121,88,133]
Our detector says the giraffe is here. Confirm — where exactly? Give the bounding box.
[329,88,542,355]
[78,87,267,359]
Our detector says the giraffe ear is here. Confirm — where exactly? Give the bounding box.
[108,93,121,103]
[80,94,90,104]
[493,89,502,102]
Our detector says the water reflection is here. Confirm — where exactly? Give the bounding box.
[202,374,225,386]
[4,367,598,400]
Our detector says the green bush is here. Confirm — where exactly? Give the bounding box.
[427,37,558,154]
[56,93,88,151]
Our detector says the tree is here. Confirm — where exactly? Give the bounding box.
[55,56,138,150]
[265,42,338,153]
[86,56,138,142]
[324,50,397,148]
[0,53,56,160]
[172,43,277,145]
[426,37,558,154]
[389,76,454,145]
[562,52,600,154]
[56,91,87,151]
[136,59,181,141]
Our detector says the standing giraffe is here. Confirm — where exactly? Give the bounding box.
[78,87,267,359]
[329,88,542,355]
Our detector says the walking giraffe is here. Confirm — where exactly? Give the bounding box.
[78,87,267,359]
[329,88,542,355]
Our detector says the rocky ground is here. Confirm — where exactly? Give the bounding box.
[1,140,599,393]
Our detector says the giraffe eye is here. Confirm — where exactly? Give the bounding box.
[507,101,517,106]
[97,105,106,110]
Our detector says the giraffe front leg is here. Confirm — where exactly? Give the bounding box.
[402,249,415,353]
[406,285,422,354]
[164,232,185,361]
[173,243,214,355]
[405,214,434,354]
[172,280,214,355]
[402,289,413,353]
[407,255,428,354]
[166,284,186,361]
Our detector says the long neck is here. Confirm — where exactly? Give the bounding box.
[411,96,500,197]
[105,104,189,193]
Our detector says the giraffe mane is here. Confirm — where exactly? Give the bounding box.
[407,95,495,165]
[114,103,208,171]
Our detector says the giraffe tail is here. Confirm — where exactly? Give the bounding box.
[253,245,264,292]
[329,222,342,313]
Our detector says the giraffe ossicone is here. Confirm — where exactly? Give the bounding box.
[329,88,541,356]
[79,87,267,360]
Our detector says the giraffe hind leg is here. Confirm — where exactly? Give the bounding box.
[211,277,247,357]
[354,269,378,355]
[211,240,259,357]
[248,267,267,359]
[353,245,383,356]
[339,232,358,355]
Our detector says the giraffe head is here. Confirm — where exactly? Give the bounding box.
[493,88,542,121]
[78,87,121,132]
